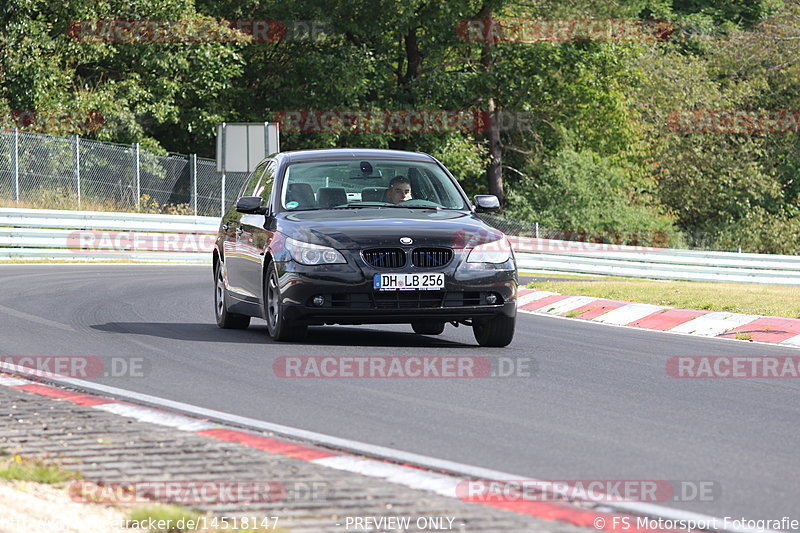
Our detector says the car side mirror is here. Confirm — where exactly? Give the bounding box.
[474,195,500,212]
[235,196,268,215]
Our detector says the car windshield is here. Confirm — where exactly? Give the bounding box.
[279,159,468,211]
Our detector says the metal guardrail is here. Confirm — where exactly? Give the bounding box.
[510,236,800,285]
[2,208,799,283]
[0,208,218,262]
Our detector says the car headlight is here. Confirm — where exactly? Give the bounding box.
[285,237,346,265]
[466,237,512,264]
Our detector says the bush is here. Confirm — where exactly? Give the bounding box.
[711,207,800,254]
[503,147,685,246]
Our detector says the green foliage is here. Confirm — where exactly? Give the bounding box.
[713,206,800,253]
[504,146,682,244]
[4,0,800,253]
[670,0,783,24]
[633,2,800,253]
[0,0,245,152]
[429,136,488,195]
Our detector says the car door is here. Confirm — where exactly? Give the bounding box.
[238,160,277,299]
[224,161,270,299]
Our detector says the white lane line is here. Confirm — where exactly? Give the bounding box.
[94,403,216,431]
[0,376,33,386]
[0,303,74,332]
[670,312,762,337]
[781,334,800,347]
[592,303,667,325]
[314,456,461,498]
[536,295,599,315]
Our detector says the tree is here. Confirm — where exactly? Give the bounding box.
[1,0,245,153]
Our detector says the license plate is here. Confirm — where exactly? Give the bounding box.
[374,273,444,291]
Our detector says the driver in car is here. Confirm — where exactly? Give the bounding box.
[386,176,412,204]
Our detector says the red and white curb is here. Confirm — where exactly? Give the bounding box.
[516,289,800,348]
[0,367,764,533]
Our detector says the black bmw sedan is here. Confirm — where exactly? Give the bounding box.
[213,148,517,346]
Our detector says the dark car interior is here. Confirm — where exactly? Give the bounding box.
[280,160,466,210]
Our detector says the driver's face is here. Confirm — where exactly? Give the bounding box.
[387,182,412,204]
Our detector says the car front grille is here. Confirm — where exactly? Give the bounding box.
[411,247,453,268]
[361,248,406,268]
[361,247,454,268]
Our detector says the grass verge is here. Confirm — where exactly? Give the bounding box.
[0,453,79,486]
[527,279,800,318]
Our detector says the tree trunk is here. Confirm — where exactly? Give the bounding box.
[479,6,504,204]
[390,28,423,152]
[486,98,504,202]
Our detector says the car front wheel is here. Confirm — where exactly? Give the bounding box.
[473,315,515,347]
[264,263,307,342]
[214,263,250,329]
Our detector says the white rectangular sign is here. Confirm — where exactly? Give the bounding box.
[216,122,280,173]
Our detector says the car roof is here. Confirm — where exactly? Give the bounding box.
[275,148,437,164]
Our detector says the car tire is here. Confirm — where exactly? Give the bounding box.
[472,315,515,347]
[214,263,251,329]
[264,262,307,342]
[411,321,445,335]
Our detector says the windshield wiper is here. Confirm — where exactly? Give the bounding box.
[328,204,389,209]
[387,204,442,210]
[325,203,444,210]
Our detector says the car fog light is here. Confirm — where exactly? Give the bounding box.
[312,295,325,307]
[486,293,498,304]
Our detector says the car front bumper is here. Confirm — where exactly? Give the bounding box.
[275,252,517,326]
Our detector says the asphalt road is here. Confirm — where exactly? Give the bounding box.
[0,264,797,523]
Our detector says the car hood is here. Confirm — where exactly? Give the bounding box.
[276,209,504,249]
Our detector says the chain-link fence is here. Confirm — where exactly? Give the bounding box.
[0,130,249,216]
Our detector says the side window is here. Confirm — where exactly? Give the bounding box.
[254,161,276,201]
[239,160,270,198]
